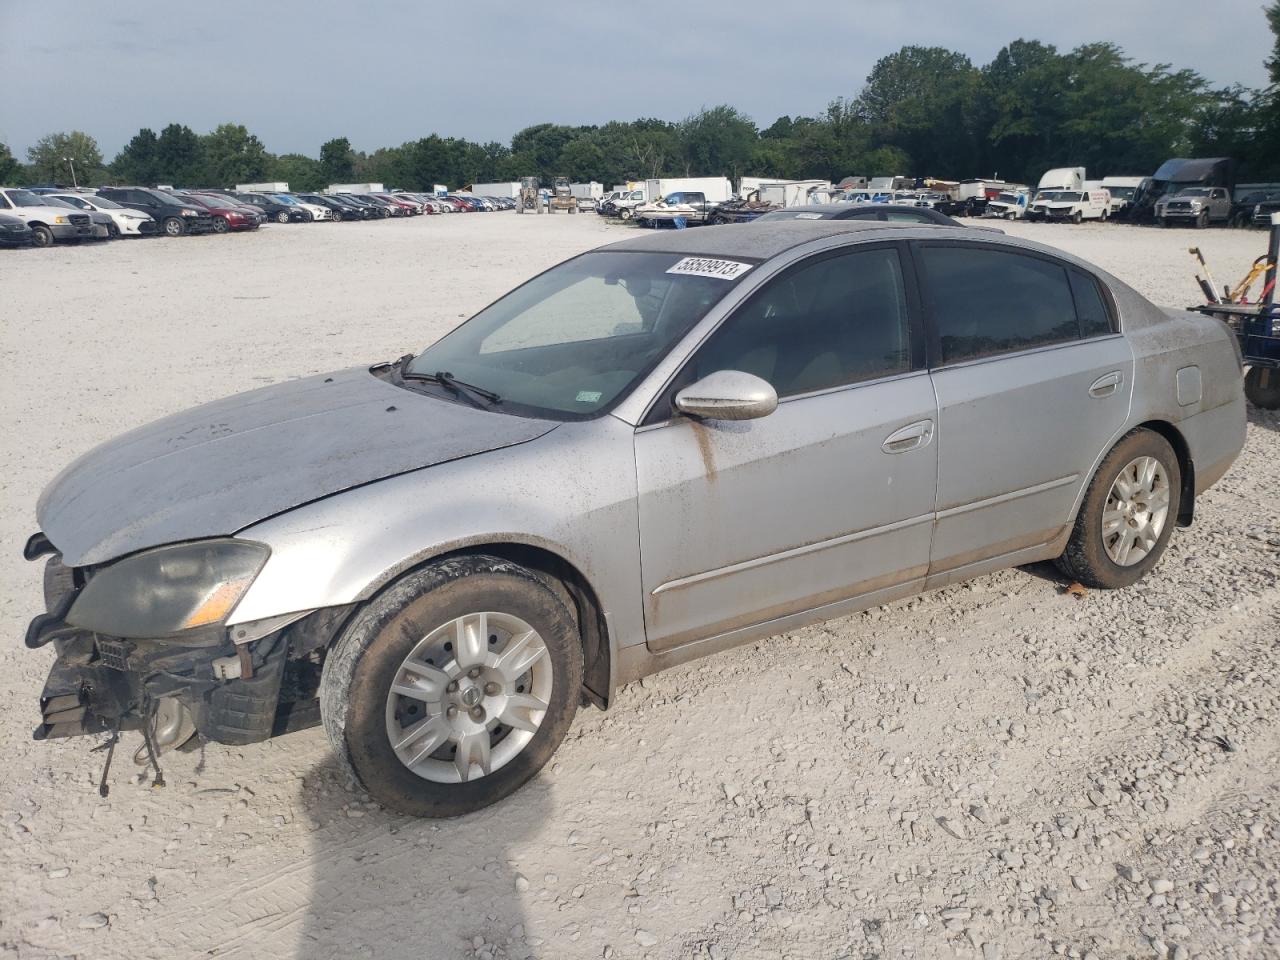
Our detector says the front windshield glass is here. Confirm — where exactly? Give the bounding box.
[404,250,751,418]
[86,195,122,208]
[1038,191,1081,202]
[42,197,76,208]
[1106,186,1137,200]
[5,189,51,206]
[996,193,1020,203]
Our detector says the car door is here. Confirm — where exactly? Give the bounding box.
[634,243,938,652]
[915,241,1133,585]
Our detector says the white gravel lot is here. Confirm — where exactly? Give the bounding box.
[0,214,1277,960]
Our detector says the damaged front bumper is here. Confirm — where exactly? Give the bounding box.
[26,546,327,754]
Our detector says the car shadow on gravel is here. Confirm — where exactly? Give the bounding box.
[295,754,545,960]
[1247,402,1279,434]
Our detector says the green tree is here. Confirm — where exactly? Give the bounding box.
[155,123,202,184]
[198,123,269,186]
[677,105,758,178]
[26,130,104,185]
[0,142,21,185]
[857,46,982,177]
[980,40,1072,181]
[319,137,355,182]
[271,153,325,191]
[111,128,162,185]
[1268,1,1280,86]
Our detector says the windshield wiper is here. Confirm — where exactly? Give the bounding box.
[404,369,502,406]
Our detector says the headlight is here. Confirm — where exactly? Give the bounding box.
[67,539,270,638]
[54,216,68,224]
[181,208,199,216]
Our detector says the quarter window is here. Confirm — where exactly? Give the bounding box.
[919,246,1082,364]
[1069,270,1114,337]
[691,246,912,397]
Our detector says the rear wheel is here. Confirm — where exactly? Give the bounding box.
[1245,366,1280,409]
[320,556,582,818]
[1055,429,1180,588]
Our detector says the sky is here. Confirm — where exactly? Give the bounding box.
[1,0,1272,160]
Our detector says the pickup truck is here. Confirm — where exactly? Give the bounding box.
[633,191,721,226]
[1155,187,1232,228]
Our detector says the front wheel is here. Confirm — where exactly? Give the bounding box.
[163,217,185,237]
[619,208,633,220]
[212,217,229,234]
[1072,211,1082,224]
[321,556,583,818]
[31,225,54,247]
[1055,429,1181,589]
[1245,366,1280,409]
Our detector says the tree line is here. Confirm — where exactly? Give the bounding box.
[3,19,1277,193]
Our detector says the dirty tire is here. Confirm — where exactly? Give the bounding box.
[31,225,54,247]
[1055,428,1181,589]
[1245,366,1280,409]
[320,555,582,818]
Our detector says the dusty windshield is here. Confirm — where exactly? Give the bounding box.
[405,250,751,418]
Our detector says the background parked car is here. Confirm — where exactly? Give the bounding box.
[187,191,267,227]
[0,212,34,247]
[176,192,260,233]
[0,187,98,246]
[96,187,214,236]
[46,192,158,236]
[236,193,310,223]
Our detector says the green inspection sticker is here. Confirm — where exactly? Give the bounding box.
[575,390,603,403]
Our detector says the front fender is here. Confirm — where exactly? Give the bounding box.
[228,417,645,650]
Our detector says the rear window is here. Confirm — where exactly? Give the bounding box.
[919,246,1088,364]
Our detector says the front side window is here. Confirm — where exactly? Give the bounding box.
[690,246,912,397]
[919,245,1082,364]
[405,250,748,418]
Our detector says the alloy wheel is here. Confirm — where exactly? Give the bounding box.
[384,611,552,783]
[1102,456,1170,566]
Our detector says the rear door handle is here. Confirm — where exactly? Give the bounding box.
[1089,371,1122,398]
[882,419,934,454]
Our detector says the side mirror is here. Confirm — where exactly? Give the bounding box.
[674,370,778,421]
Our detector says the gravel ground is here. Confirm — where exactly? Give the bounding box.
[0,215,1276,960]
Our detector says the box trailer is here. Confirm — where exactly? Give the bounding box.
[327,183,385,194]
[237,181,289,193]
[469,182,522,199]
[644,177,733,205]
[433,184,448,196]
[756,180,831,207]
[570,182,603,200]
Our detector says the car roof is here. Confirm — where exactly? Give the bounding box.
[607,219,949,260]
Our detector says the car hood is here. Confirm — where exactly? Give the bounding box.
[38,367,558,567]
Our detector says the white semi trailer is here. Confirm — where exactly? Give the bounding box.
[327,183,385,194]
[469,182,522,198]
[644,177,733,204]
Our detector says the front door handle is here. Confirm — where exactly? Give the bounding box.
[882,419,934,454]
[1089,371,1123,398]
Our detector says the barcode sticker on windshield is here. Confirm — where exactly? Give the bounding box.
[666,257,753,280]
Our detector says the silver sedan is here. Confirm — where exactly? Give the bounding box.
[25,221,1246,816]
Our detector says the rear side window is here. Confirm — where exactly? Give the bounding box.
[1069,270,1114,337]
[919,246,1082,364]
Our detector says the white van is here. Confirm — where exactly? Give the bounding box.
[1027,188,1111,223]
